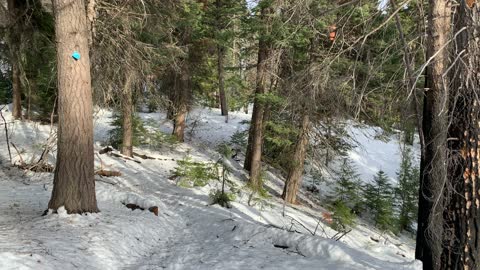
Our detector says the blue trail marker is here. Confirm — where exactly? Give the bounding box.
[72,51,81,61]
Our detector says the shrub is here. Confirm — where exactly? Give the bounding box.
[331,200,356,232]
[209,189,235,208]
[172,155,217,188]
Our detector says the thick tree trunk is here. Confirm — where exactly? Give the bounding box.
[415,0,451,268]
[441,3,480,269]
[244,5,272,175]
[7,0,23,120]
[48,0,98,214]
[121,74,134,157]
[282,114,310,204]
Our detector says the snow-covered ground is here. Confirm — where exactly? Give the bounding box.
[0,105,421,270]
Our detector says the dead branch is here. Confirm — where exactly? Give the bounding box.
[133,152,156,159]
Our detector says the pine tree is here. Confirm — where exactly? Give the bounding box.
[332,158,362,212]
[48,0,98,214]
[364,170,395,231]
[395,147,419,232]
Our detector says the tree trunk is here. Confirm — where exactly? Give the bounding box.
[11,62,22,119]
[244,5,272,175]
[48,0,98,214]
[172,64,190,143]
[441,3,480,269]
[415,0,451,268]
[121,74,134,157]
[282,114,310,204]
[216,0,228,119]
[218,46,228,119]
[7,0,23,120]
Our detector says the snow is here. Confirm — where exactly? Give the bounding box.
[0,105,421,269]
[346,123,420,183]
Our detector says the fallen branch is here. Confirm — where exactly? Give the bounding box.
[110,152,141,163]
[133,152,156,160]
[17,162,54,173]
[334,229,352,242]
[95,169,122,177]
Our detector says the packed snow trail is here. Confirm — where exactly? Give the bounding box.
[0,106,421,269]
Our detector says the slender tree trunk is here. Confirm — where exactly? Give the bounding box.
[244,43,270,187]
[11,62,22,119]
[48,0,98,214]
[7,0,23,120]
[121,74,134,157]
[441,3,480,269]
[218,46,228,119]
[415,0,451,268]
[173,64,190,143]
[282,114,310,204]
[244,5,272,174]
[216,0,228,119]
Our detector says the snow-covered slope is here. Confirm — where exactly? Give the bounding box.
[0,105,421,270]
[346,123,420,183]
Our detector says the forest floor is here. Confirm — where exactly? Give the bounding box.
[0,104,421,269]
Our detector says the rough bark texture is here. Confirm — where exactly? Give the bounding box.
[441,2,480,269]
[244,17,272,189]
[244,5,272,175]
[7,0,24,120]
[121,74,134,157]
[282,114,310,204]
[48,0,99,214]
[415,0,451,268]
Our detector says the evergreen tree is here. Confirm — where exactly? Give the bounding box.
[48,0,98,213]
[364,170,395,231]
[332,158,362,212]
[395,147,419,232]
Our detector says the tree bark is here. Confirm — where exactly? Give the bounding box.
[172,64,190,143]
[415,0,451,268]
[216,0,228,119]
[282,114,310,204]
[7,0,24,120]
[218,46,228,118]
[121,74,134,157]
[244,5,272,176]
[48,0,98,214]
[441,2,480,269]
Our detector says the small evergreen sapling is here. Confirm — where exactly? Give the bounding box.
[395,147,419,232]
[328,159,362,230]
[333,158,363,213]
[364,170,395,232]
[172,155,218,188]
